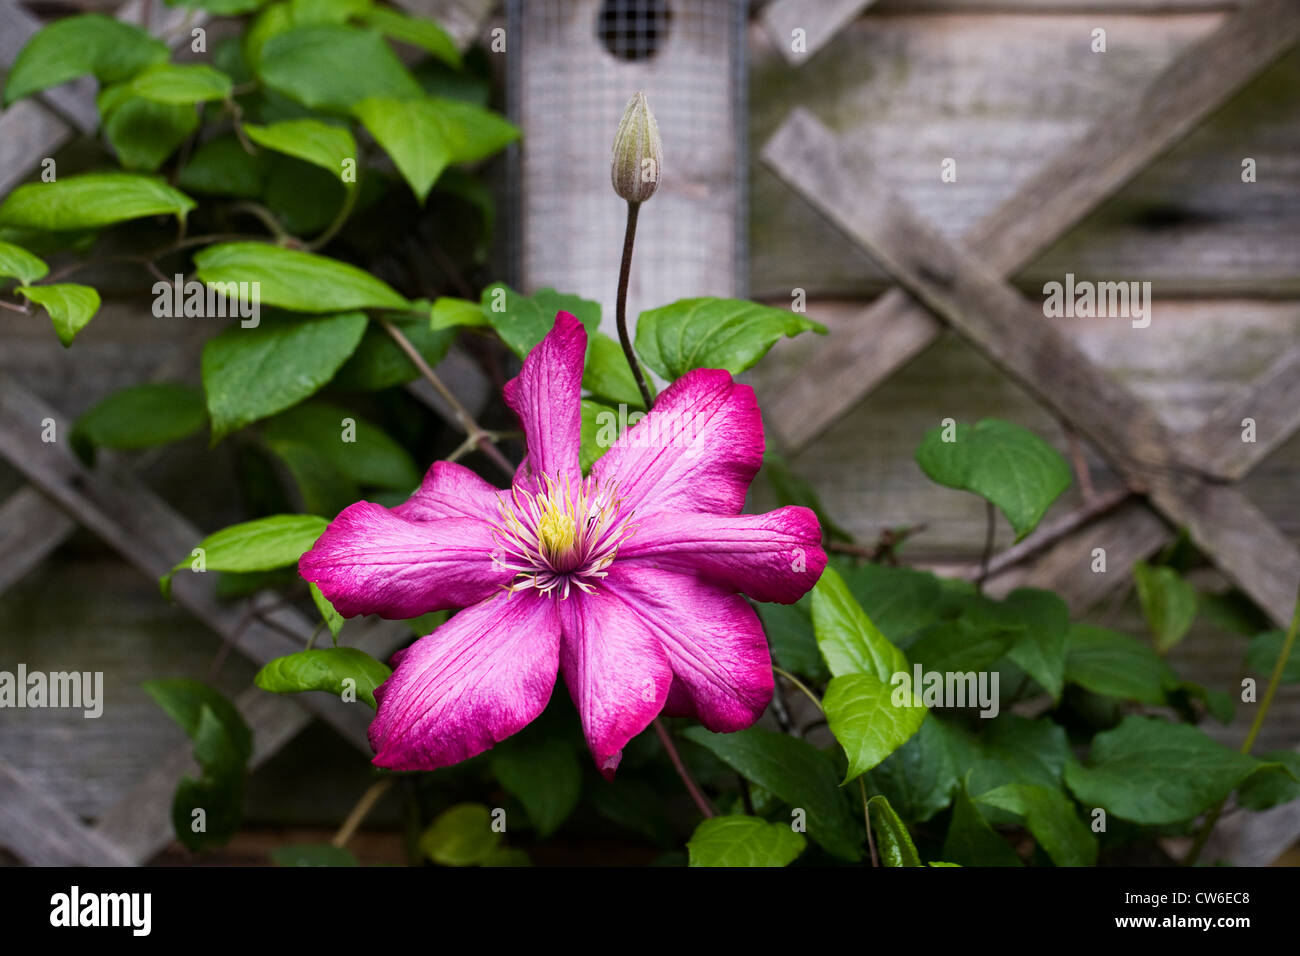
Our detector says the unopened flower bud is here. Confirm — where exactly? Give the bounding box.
[611,92,662,204]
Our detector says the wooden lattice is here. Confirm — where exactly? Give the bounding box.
[0,0,494,866]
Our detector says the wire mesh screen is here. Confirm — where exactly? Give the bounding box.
[507,0,747,340]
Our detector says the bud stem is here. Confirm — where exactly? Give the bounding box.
[616,200,655,411]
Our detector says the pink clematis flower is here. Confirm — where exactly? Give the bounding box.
[300,313,826,777]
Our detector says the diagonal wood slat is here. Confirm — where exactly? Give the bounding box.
[0,761,136,866]
[763,109,1300,626]
[765,0,1300,454]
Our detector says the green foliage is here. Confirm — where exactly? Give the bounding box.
[683,726,862,861]
[0,241,48,285]
[915,418,1071,540]
[72,383,207,458]
[687,816,806,867]
[3,15,168,103]
[143,680,252,851]
[1133,560,1198,654]
[271,844,358,866]
[201,311,368,441]
[15,284,101,346]
[0,173,195,230]
[418,804,501,866]
[1064,716,1281,825]
[634,297,825,380]
[161,513,328,597]
[254,647,391,708]
[866,795,922,867]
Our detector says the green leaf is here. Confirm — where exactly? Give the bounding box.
[161,513,328,596]
[583,332,645,409]
[254,647,391,708]
[1065,624,1179,705]
[866,795,922,866]
[686,816,806,868]
[867,716,957,823]
[1003,588,1069,702]
[838,563,943,643]
[142,679,254,764]
[270,843,358,866]
[258,24,422,113]
[683,726,862,861]
[479,283,601,360]
[178,134,271,198]
[261,401,418,489]
[201,311,367,441]
[936,715,1069,797]
[759,599,827,683]
[915,418,1071,541]
[489,736,581,838]
[1236,751,1300,811]
[72,383,206,453]
[0,173,195,231]
[289,0,371,23]
[146,682,252,851]
[0,241,48,285]
[172,770,244,851]
[332,315,454,391]
[580,400,617,474]
[418,803,501,866]
[100,95,199,171]
[824,673,926,781]
[244,119,357,184]
[3,15,168,104]
[264,438,358,517]
[194,243,409,313]
[941,779,1023,867]
[361,6,460,67]
[1064,715,1277,824]
[976,783,1097,867]
[430,296,487,331]
[634,297,825,380]
[309,583,345,640]
[906,617,1017,676]
[1246,630,1300,683]
[810,564,908,681]
[170,0,270,14]
[1133,560,1198,654]
[353,96,519,202]
[16,284,100,346]
[125,64,233,104]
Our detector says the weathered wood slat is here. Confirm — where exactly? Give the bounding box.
[762,109,1300,625]
[0,760,134,866]
[760,0,1300,451]
[758,0,878,65]
[0,486,74,594]
[0,0,99,132]
[1189,346,1300,480]
[0,375,375,749]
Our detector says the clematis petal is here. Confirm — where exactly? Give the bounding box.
[592,368,763,516]
[557,584,673,779]
[392,460,505,523]
[369,592,561,770]
[603,565,773,733]
[618,507,826,604]
[300,502,510,619]
[503,311,585,491]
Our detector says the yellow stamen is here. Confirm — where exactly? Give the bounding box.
[537,498,577,558]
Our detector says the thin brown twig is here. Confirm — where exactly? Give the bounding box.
[332,777,396,849]
[378,318,514,478]
[653,718,715,819]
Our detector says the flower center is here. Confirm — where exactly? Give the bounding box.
[492,475,633,599]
